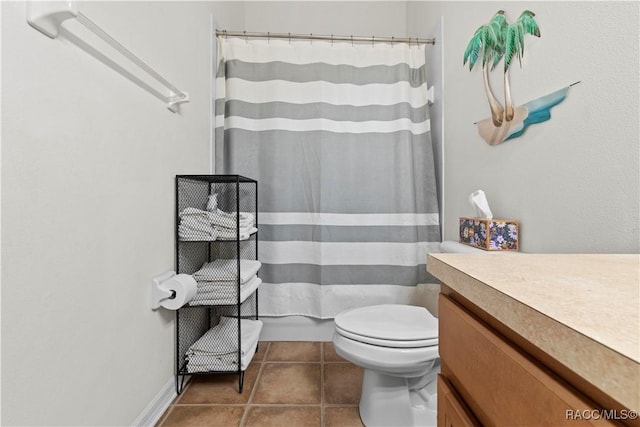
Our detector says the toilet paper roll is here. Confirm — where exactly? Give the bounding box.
[160,274,197,310]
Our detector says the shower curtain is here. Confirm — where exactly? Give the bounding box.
[214,37,440,319]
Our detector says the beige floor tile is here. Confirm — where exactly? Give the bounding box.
[161,405,244,427]
[253,341,270,362]
[253,363,321,404]
[324,406,365,427]
[160,342,373,427]
[244,406,321,427]
[266,341,321,362]
[322,342,346,362]
[324,363,363,405]
[176,363,260,404]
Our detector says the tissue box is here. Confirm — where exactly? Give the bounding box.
[459,217,519,251]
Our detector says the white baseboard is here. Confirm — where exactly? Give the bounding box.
[259,316,335,341]
[132,376,180,427]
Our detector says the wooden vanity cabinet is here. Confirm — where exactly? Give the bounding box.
[438,374,480,427]
[438,294,621,427]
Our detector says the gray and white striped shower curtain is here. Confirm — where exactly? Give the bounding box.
[214,37,440,319]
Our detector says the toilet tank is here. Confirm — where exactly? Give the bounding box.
[439,241,486,253]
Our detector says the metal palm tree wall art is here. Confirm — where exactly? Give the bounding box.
[464,10,578,145]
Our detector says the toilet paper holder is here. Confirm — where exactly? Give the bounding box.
[151,271,179,310]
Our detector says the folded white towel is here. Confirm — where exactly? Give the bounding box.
[214,209,250,220]
[193,259,261,283]
[179,226,256,242]
[186,344,257,372]
[179,207,237,230]
[180,216,214,234]
[187,353,237,372]
[179,207,256,232]
[186,317,262,372]
[178,226,218,241]
[216,226,257,241]
[179,234,216,242]
[214,209,255,228]
[187,317,263,356]
[206,194,218,212]
[238,212,255,227]
[190,277,262,305]
[195,275,258,294]
[179,207,210,218]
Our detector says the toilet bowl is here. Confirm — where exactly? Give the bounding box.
[333,241,484,426]
[333,304,440,427]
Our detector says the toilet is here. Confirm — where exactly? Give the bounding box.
[332,241,483,427]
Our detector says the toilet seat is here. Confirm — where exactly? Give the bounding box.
[334,304,438,349]
[335,325,438,348]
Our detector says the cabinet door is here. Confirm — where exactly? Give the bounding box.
[438,375,480,427]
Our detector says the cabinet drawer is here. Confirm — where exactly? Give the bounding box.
[439,295,619,426]
[438,375,481,427]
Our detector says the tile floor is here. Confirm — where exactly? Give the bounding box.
[156,342,365,427]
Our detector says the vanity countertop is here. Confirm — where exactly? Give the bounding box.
[427,253,640,412]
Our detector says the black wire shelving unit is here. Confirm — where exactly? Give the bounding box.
[175,175,259,394]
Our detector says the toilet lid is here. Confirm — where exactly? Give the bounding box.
[334,304,438,348]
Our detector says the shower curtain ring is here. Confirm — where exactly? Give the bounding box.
[267,32,270,43]
[288,32,291,44]
[372,35,374,46]
[331,34,334,46]
[224,29,228,39]
[391,36,394,47]
[351,35,354,47]
[310,33,313,45]
[244,30,248,43]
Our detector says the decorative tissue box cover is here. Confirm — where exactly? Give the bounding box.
[459,217,519,251]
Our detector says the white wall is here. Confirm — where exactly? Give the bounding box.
[408,1,640,253]
[242,1,407,35]
[1,1,242,425]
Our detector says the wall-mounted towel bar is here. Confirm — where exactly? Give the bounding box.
[26,1,189,113]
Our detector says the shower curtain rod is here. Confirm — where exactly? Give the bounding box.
[216,30,435,45]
